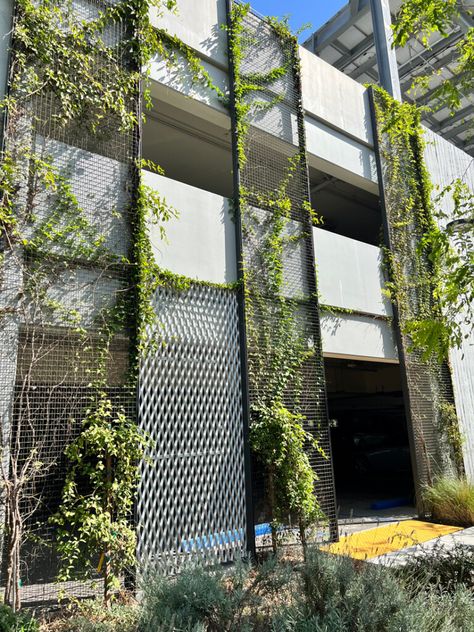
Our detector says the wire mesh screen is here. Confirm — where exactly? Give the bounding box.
[137,285,247,573]
[0,0,136,604]
[228,4,338,542]
[372,91,458,490]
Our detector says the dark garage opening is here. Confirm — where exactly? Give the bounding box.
[325,358,416,523]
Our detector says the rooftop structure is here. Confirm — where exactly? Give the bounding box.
[303,0,474,154]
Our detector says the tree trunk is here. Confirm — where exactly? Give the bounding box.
[268,467,277,554]
[5,488,22,611]
[103,450,112,606]
[299,517,307,563]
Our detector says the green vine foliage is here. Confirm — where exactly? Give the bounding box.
[393,0,473,114]
[51,396,149,602]
[373,86,464,477]
[0,0,192,608]
[228,4,326,549]
[374,87,473,362]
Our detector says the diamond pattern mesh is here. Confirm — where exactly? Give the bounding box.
[227,4,338,541]
[137,285,247,572]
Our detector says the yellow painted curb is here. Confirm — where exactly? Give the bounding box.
[323,520,462,560]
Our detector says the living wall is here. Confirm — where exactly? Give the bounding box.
[226,2,336,550]
[0,0,186,608]
[372,86,464,491]
[0,0,338,608]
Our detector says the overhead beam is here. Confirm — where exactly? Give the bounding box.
[400,47,461,93]
[416,70,470,106]
[335,34,375,70]
[397,29,463,80]
[433,104,474,132]
[350,54,377,79]
[443,118,473,140]
[308,0,370,54]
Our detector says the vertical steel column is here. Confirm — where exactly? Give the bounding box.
[369,0,402,100]
[224,0,256,559]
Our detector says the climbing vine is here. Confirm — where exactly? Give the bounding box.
[0,0,221,608]
[227,3,327,551]
[373,86,465,478]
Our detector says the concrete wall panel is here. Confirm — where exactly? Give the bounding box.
[320,311,398,362]
[143,171,237,285]
[300,46,374,147]
[314,227,392,317]
[150,0,228,67]
[305,114,378,192]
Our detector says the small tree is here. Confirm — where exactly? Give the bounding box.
[251,401,325,555]
[51,395,148,604]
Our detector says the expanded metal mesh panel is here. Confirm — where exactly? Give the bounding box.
[229,5,337,540]
[137,285,247,572]
[0,0,136,604]
[372,92,458,487]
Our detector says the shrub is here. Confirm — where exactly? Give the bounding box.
[271,549,474,632]
[297,549,406,632]
[396,542,474,593]
[388,586,474,632]
[139,562,247,631]
[0,604,38,632]
[138,556,295,632]
[423,476,474,526]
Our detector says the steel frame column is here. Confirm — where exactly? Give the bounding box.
[369,0,402,100]
[224,0,256,559]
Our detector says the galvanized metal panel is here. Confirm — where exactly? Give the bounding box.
[137,285,247,572]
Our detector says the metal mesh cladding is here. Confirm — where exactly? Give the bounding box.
[228,4,338,541]
[0,0,136,604]
[371,90,458,490]
[137,285,247,572]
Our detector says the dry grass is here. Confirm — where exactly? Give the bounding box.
[423,477,474,527]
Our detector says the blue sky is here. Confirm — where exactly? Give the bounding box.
[249,0,348,41]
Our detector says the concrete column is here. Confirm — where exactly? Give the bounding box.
[369,0,402,101]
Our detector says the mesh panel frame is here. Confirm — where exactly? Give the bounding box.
[0,0,137,604]
[227,4,338,542]
[370,90,459,493]
[137,285,247,573]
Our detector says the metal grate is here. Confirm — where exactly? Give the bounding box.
[227,4,338,541]
[137,285,247,572]
[0,0,137,604]
[371,89,458,495]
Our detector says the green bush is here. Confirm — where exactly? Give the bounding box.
[139,556,295,632]
[0,604,38,632]
[271,549,474,632]
[139,564,232,631]
[423,476,474,526]
[50,548,474,631]
[397,543,474,593]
